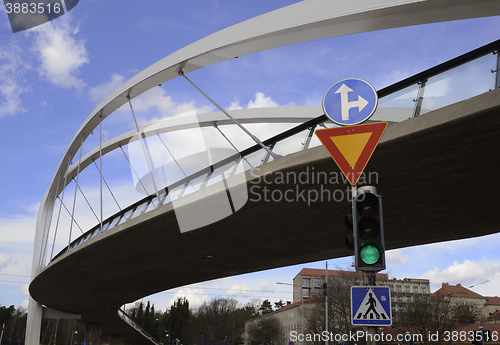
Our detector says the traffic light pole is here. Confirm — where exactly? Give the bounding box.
[364,271,377,345]
[355,185,380,345]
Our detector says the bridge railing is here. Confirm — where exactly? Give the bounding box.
[117,309,163,345]
[52,39,500,261]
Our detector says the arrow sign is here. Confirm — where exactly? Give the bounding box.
[315,122,388,185]
[323,78,378,126]
[335,84,369,121]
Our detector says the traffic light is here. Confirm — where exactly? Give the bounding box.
[353,190,385,272]
[473,329,491,345]
[402,333,414,345]
[345,214,354,251]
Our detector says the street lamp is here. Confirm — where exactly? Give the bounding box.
[276,282,311,345]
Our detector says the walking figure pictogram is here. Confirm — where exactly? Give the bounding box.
[363,293,381,319]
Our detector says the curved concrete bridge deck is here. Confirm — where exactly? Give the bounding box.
[30,88,500,343]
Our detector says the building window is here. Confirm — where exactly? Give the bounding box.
[314,278,323,288]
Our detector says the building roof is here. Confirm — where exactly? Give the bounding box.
[295,268,388,281]
[277,298,317,312]
[433,283,485,299]
[486,296,500,305]
[487,311,500,321]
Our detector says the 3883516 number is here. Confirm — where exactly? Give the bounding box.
[443,330,499,342]
[5,2,62,14]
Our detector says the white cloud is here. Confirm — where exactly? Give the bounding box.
[0,253,11,270]
[20,300,29,309]
[259,279,273,292]
[420,259,500,291]
[19,284,29,296]
[0,41,30,118]
[167,287,210,308]
[90,75,213,125]
[228,92,280,110]
[248,92,279,108]
[0,214,36,245]
[88,74,126,104]
[228,97,243,110]
[30,15,88,91]
[226,284,253,297]
[386,249,410,267]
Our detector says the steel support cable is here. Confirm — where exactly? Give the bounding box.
[74,178,100,223]
[50,155,72,260]
[178,70,280,160]
[127,96,161,206]
[213,123,253,168]
[40,172,60,266]
[99,114,103,231]
[120,145,151,195]
[56,196,83,234]
[68,134,84,250]
[156,132,197,191]
[92,160,122,211]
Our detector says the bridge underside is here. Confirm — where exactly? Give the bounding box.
[30,89,500,343]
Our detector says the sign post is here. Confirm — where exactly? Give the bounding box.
[318,78,388,345]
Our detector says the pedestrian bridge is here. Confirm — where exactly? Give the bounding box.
[27,0,500,344]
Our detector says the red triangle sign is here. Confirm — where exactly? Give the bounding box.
[315,122,388,185]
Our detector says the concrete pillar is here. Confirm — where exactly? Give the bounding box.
[109,334,123,345]
[84,323,102,345]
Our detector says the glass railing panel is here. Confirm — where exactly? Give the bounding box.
[308,121,338,148]
[241,148,267,170]
[267,129,311,162]
[181,172,210,196]
[118,207,136,226]
[420,53,497,115]
[371,83,420,122]
[206,159,241,188]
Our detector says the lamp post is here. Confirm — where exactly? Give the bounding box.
[276,282,311,345]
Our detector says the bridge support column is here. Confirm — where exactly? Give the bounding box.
[109,334,123,345]
[84,323,102,345]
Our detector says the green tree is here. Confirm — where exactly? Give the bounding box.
[0,305,15,325]
[166,297,190,343]
[273,300,285,311]
[259,300,273,315]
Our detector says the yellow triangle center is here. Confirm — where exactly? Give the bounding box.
[330,132,372,168]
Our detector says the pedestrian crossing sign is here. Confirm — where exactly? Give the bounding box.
[351,286,391,326]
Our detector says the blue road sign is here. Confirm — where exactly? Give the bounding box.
[323,78,378,126]
[351,286,391,326]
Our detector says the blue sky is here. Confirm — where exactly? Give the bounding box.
[0,0,500,313]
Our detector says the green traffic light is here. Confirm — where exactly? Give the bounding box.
[360,239,383,265]
[360,245,380,264]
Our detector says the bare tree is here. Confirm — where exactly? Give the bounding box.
[451,300,479,324]
[400,296,457,345]
[248,317,283,345]
[190,297,241,341]
[305,272,361,345]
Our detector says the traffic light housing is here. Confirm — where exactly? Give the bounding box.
[353,190,385,272]
[472,329,491,345]
[402,333,414,345]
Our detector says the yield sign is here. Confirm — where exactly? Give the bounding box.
[315,122,387,185]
